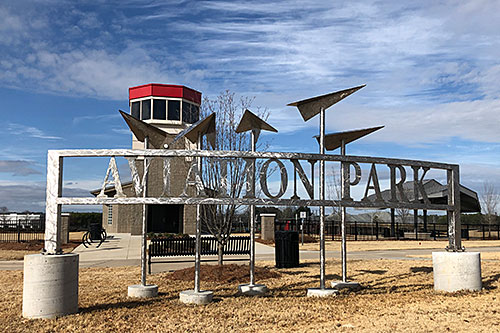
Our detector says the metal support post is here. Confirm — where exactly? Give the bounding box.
[194,135,202,292]
[249,130,256,286]
[446,166,463,251]
[414,209,418,241]
[340,140,347,282]
[319,107,326,289]
[141,137,149,286]
[44,151,63,254]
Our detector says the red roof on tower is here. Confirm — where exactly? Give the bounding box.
[129,83,202,105]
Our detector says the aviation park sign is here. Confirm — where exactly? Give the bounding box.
[44,139,462,253]
[42,85,463,299]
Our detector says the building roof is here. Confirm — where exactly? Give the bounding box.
[366,179,480,213]
[129,83,202,104]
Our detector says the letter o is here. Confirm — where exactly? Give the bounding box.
[259,158,288,199]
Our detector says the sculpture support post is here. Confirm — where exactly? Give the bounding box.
[194,134,202,293]
[340,140,347,282]
[141,137,149,286]
[249,130,256,286]
[128,136,158,298]
[319,107,326,289]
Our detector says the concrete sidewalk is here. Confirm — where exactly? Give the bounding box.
[2,233,499,271]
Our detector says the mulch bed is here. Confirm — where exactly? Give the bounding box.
[0,240,81,251]
[167,264,281,283]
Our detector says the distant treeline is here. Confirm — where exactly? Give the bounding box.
[68,212,102,231]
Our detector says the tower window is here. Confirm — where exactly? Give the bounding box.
[153,99,166,120]
[182,101,191,123]
[131,102,140,119]
[191,104,200,123]
[168,100,180,121]
[141,99,151,120]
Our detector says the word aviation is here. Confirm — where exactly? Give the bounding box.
[96,153,433,206]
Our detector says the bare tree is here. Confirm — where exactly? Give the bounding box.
[0,207,8,228]
[481,182,499,238]
[396,207,410,225]
[326,165,342,220]
[200,91,269,265]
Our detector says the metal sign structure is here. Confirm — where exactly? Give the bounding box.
[43,85,463,296]
[44,153,462,256]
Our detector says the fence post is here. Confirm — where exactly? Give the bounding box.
[331,221,334,241]
[17,218,20,243]
[396,222,399,240]
[375,220,379,240]
[354,221,358,241]
[482,224,485,240]
[467,224,470,241]
[433,223,436,240]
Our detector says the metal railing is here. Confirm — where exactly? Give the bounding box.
[0,216,45,243]
[273,219,500,241]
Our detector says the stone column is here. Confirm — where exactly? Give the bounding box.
[260,213,276,240]
[60,213,70,245]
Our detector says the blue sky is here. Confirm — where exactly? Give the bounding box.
[0,0,499,212]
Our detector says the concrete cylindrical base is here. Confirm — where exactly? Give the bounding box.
[238,283,268,296]
[23,253,79,319]
[179,290,213,305]
[128,284,158,298]
[432,252,482,292]
[306,288,339,297]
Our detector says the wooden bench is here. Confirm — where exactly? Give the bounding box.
[148,235,251,273]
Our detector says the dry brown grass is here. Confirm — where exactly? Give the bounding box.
[299,239,500,252]
[2,258,500,332]
[0,232,84,260]
[0,241,80,260]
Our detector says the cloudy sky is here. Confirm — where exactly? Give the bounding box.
[0,0,499,212]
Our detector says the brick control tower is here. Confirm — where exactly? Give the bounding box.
[99,84,201,235]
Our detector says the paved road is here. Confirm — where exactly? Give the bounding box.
[1,233,499,271]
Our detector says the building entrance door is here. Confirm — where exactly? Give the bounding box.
[147,204,183,234]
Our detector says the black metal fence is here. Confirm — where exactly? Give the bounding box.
[273,219,500,241]
[0,215,45,243]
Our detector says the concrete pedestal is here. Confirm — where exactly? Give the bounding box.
[23,253,79,319]
[128,284,158,298]
[238,283,268,296]
[331,281,362,291]
[261,214,276,240]
[306,288,339,297]
[432,252,482,292]
[179,290,213,305]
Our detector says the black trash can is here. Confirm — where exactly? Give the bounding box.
[89,223,102,241]
[275,230,299,268]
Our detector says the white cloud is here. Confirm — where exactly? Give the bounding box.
[7,123,62,140]
[0,160,41,176]
[324,98,500,145]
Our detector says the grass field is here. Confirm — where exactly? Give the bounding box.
[2,258,500,332]
[298,239,500,251]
